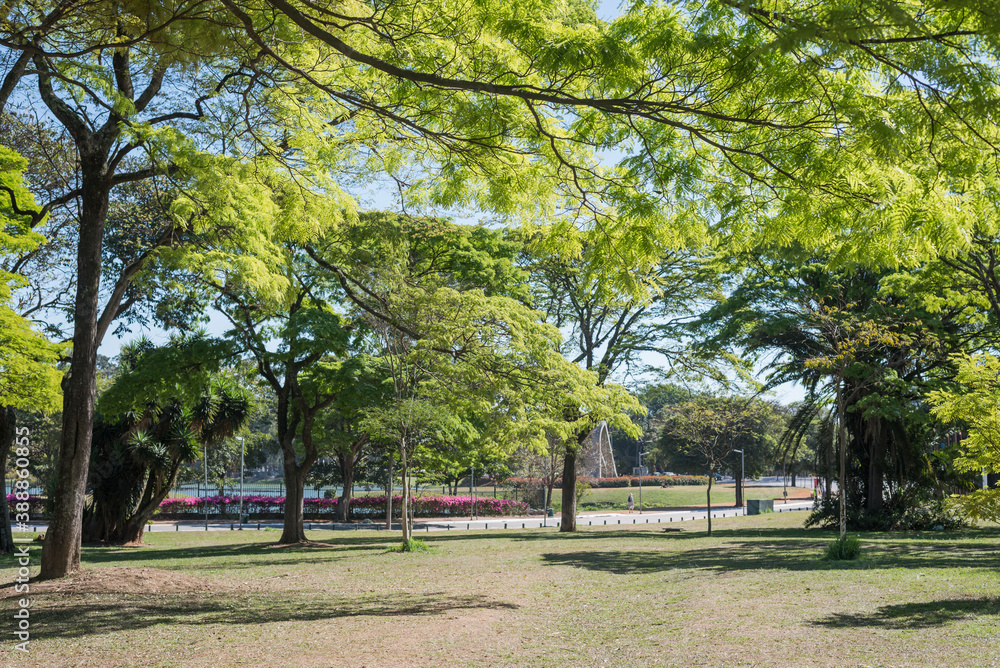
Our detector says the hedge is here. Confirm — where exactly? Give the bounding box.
[5,494,44,514]
[156,494,529,520]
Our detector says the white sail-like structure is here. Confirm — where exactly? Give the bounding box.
[579,420,617,479]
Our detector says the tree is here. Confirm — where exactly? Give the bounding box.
[929,354,1000,522]
[0,5,270,576]
[213,286,354,545]
[83,336,250,544]
[696,248,989,534]
[509,224,719,529]
[13,0,994,577]
[309,355,388,522]
[657,394,773,535]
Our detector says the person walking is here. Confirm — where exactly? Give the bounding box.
[627,492,634,513]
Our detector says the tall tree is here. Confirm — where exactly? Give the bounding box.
[84,336,250,544]
[697,248,990,532]
[510,224,720,530]
[657,393,774,535]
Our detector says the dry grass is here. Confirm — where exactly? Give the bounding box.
[4,513,999,667]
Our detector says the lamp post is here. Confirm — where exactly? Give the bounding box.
[237,436,245,527]
[733,449,744,511]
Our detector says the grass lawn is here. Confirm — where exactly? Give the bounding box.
[569,484,812,512]
[4,512,999,667]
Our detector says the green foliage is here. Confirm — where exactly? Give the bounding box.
[825,534,862,561]
[98,334,239,417]
[806,493,967,533]
[697,249,987,521]
[655,394,781,478]
[392,538,431,553]
[929,353,1000,523]
[0,145,62,412]
[86,340,252,543]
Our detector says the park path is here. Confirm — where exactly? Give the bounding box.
[18,499,815,535]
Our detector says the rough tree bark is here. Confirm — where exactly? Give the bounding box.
[40,146,111,579]
[280,450,309,544]
[0,406,15,555]
[559,449,577,532]
[335,434,367,522]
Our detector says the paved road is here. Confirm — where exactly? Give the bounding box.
[18,500,815,535]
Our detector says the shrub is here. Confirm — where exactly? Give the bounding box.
[806,493,967,532]
[155,494,530,520]
[392,538,430,553]
[825,534,862,561]
[5,494,44,515]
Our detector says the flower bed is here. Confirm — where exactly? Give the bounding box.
[5,494,44,514]
[156,494,529,520]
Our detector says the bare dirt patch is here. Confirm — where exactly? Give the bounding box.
[1,567,222,598]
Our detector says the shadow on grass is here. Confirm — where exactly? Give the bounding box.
[540,539,1000,575]
[63,526,999,574]
[76,536,402,571]
[34,590,518,639]
[813,598,1000,629]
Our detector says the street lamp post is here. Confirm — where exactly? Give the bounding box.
[733,449,745,511]
[237,436,245,527]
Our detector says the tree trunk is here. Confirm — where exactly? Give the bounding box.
[385,452,393,530]
[735,472,743,508]
[0,406,15,554]
[114,465,184,545]
[559,447,579,533]
[706,475,713,536]
[279,458,307,544]
[40,160,110,579]
[837,379,847,539]
[866,433,885,512]
[336,452,355,522]
[824,421,835,501]
[400,441,411,541]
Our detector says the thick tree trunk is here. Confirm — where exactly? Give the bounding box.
[40,160,109,579]
[336,452,355,522]
[0,406,15,554]
[735,473,743,508]
[115,466,184,545]
[279,459,308,544]
[559,449,578,533]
